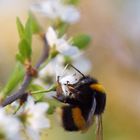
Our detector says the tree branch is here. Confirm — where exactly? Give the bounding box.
[1,35,49,107]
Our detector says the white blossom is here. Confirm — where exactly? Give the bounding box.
[33,78,47,89]
[34,56,64,88]
[54,54,91,78]
[39,61,57,80]
[36,53,91,96]
[31,0,80,24]
[0,108,22,140]
[18,97,50,140]
[46,26,79,56]
[72,54,92,74]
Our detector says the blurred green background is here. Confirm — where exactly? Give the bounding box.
[0,0,140,140]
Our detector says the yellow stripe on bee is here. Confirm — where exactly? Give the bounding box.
[72,107,86,130]
[90,84,105,93]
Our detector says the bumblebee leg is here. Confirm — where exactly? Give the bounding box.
[53,95,66,103]
[96,115,103,140]
[67,85,81,99]
[53,95,80,105]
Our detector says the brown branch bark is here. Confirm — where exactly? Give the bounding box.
[1,35,49,107]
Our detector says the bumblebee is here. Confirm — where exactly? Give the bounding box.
[54,64,106,139]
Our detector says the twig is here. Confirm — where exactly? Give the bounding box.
[35,35,49,69]
[1,35,49,107]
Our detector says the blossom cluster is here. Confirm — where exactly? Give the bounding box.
[31,0,80,24]
[0,0,91,140]
[0,96,49,140]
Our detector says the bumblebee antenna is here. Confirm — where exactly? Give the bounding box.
[68,64,85,77]
[57,64,85,82]
[63,64,69,74]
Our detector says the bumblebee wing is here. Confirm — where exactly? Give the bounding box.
[87,97,96,124]
[96,115,103,140]
[82,96,96,132]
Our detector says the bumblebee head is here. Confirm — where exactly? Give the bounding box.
[79,76,98,85]
[56,64,85,97]
[57,73,81,97]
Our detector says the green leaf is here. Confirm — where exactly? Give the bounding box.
[65,0,79,5]
[57,22,69,37]
[30,14,41,34]
[25,14,41,44]
[47,105,56,115]
[29,84,46,101]
[29,84,45,91]
[0,63,25,97]
[71,34,91,49]
[30,84,56,101]
[25,16,33,45]
[16,17,25,39]
[16,16,34,64]
[16,15,41,64]
[64,56,72,64]
[16,53,24,63]
[18,39,32,61]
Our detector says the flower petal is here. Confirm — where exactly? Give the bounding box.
[55,64,64,79]
[61,6,80,23]
[0,108,22,140]
[46,26,58,47]
[33,103,49,115]
[26,126,40,140]
[73,55,92,74]
[31,0,80,24]
[31,0,60,19]
[61,46,79,56]
[56,38,79,56]
[31,116,50,130]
